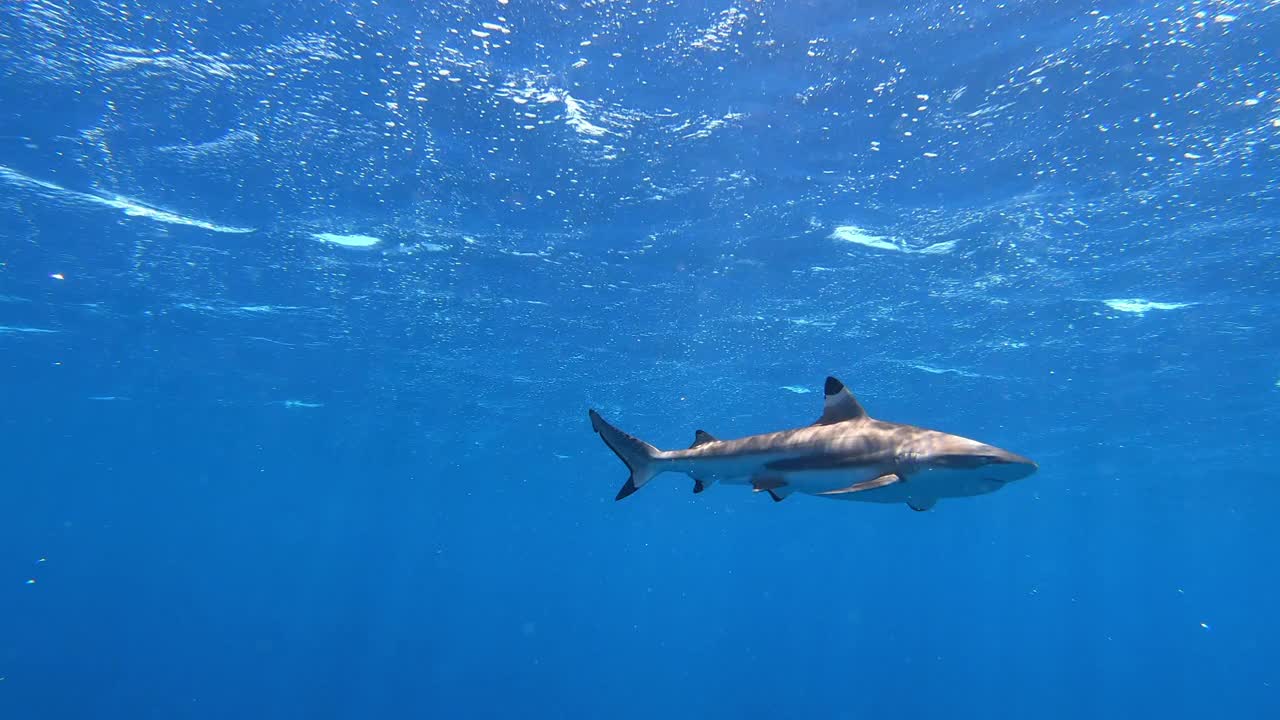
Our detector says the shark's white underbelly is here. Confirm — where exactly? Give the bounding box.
[679,456,1007,505]
[682,455,886,494]
[773,467,887,493]
[820,469,1008,504]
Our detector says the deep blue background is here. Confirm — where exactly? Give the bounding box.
[2,1,1279,718]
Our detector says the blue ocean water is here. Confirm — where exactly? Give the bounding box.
[2,0,1278,717]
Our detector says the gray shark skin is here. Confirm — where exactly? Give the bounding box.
[588,376,1037,511]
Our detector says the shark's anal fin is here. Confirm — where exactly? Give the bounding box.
[906,498,936,512]
[817,473,902,496]
[690,430,717,448]
[814,376,869,425]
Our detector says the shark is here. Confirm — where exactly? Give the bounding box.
[588,376,1037,511]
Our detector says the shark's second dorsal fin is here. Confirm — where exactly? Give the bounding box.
[814,376,868,425]
[689,430,717,448]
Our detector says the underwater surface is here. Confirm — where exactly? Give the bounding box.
[1,0,1278,717]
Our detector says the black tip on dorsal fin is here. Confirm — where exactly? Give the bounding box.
[825,376,844,396]
[815,376,868,425]
[690,430,717,448]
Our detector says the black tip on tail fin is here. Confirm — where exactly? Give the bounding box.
[590,408,663,502]
[615,478,639,501]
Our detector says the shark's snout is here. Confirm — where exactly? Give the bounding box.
[984,450,1038,483]
[928,444,1038,484]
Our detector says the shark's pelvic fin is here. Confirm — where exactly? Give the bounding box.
[751,474,793,502]
[817,473,902,495]
[751,475,788,492]
[907,497,936,512]
[814,376,869,425]
[690,430,717,448]
[589,409,665,501]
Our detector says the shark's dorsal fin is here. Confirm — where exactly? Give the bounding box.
[689,430,717,448]
[814,376,868,425]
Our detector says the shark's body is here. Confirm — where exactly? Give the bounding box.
[588,377,1037,511]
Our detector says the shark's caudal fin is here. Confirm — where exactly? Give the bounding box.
[589,409,666,500]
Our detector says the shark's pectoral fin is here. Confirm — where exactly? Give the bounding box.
[817,473,902,496]
[906,497,936,512]
[692,476,715,494]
